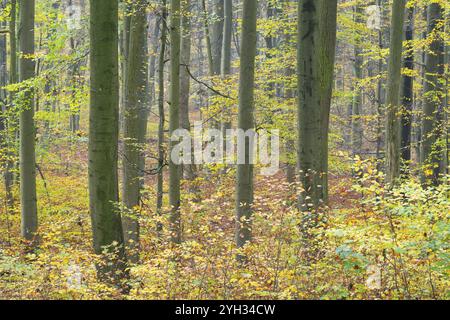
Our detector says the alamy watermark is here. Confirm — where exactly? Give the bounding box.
[170,121,280,176]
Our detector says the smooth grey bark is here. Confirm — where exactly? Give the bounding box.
[221,0,232,76]
[121,0,149,263]
[400,7,414,168]
[0,0,12,206]
[420,3,445,185]
[9,0,17,87]
[385,0,406,185]
[180,0,194,180]
[297,0,338,211]
[143,14,159,181]
[351,5,363,156]
[220,0,232,167]
[211,0,224,75]
[18,0,37,241]
[89,0,127,285]
[67,0,82,133]
[156,0,167,234]
[235,0,257,251]
[169,0,182,244]
[201,0,214,76]
[119,2,132,129]
[375,0,387,162]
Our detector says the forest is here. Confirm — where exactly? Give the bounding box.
[0,0,449,300]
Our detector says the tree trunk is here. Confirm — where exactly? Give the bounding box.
[18,0,38,242]
[235,0,257,252]
[180,0,194,180]
[156,0,167,235]
[221,0,232,168]
[169,0,182,244]
[0,0,12,206]
[89,0,127,285]
[7,0,16,197]
[121,0,149,264]
[375,0,387,164]
[351,5,363,156]
[201,0,214,76]
[119,3,132,130]
[297,0,338,212]
[385,0,406,185]
[420,3,445,186]
[211,0,224,75]
[221,0,232,76]
[400,7,414,171]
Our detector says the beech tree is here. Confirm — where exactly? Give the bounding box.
[420,3,445,186]
[18,0,38,241]
[297,0,338,211]
[169,0,182,244]
[122,0,149,262]
[235,0,257,251]
[385,0,406,184]
[88,0,127,283]
[400,7,415,168]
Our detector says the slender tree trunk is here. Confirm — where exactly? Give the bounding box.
[221,0,232,77]
[180,0,194,180]
[121,0,149,264]
[18,0,38,242]
[169,0,182,244]
[89,0,127,285]
[6,0,16,198]
[0,0,12,206]
[351,5,363,156]
[385,0,406,185]
[156,1,167,235]
[211,0,224,76]
[143,13,159,181]
[297,0,338,212]
[221,0,232,168]
[400,7,414,170]
[201,0,214,76]
[120,3,132,129]
[375,0,387,163]
[420,3,445,186]
[235,0,257,253]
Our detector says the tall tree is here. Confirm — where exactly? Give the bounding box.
[211,0,224,75]
[221,0,232,165]
[400,6,414,169]
[201,0,214,76]
[169,0,182,244]
[420,3,445,186]
[235,0,257,252]
[119,1,132,128]
[351,4,363,156]
[0,0,11,206]
[18,0,38,241]
[89,0,127,284]
[180,0,194,180]
[156,0,167,234]
[122,0,149,263]
[6,0,16,202]
[385,0,406,184]
[297,0,338,211]
[221,0,232,76]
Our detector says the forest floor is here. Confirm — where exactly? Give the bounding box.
[0,137,449,300]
